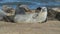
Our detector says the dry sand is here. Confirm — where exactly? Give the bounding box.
[0,20,60,34]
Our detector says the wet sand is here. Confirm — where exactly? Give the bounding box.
[0,20,60,34]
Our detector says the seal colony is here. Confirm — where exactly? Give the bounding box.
[0,5,47,23]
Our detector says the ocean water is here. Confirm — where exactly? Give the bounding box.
[0,0,60,9]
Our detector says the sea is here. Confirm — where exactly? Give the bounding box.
[0,0,60,9]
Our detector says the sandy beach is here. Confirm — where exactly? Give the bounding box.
[0,20,60,34]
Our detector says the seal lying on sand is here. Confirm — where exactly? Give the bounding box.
[48,8,60,21]
[14,5,47,23]
[0,5,15,22]
[0,9,7,21]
